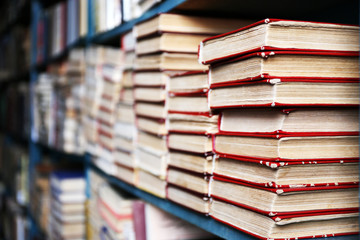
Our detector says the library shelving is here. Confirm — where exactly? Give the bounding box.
[0,0,358,239]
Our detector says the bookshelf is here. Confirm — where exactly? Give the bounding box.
[0,0,357,239]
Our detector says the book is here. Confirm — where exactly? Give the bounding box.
[168,94,210,114]
[208,50,359,88]
[168,151,213,174]
[135,146,167,178]
[210,198,358,240]
[133,13,254,39]
[137,131,168,155]
[50,171,86,192]
[214,135,358,161]
[114,135,134,153]
[168,133,213,154]
[115,163,137,185]
[116,103,136,124]
[136,33,212,55]
[50,218,85,239]
[133,70,186,86]
[143,203,214,240]
[134,87,166,102]
[199,18,360,64]
[52,187,87,204]
[134,52,208,71]
[121,30,136,52]
[219,108,359,137]
[167,185,210,214]
[52,200,85,215]
[167,167,209,195]
[114,149,135,168]
[211,176,359,215]
[137,116,167,135]
[97,184,134,233]
[209,80,359,108]
[136,169,167,198]
[168,113,218,134]
[135,102,167,119]
[214,157,359,187]
[169,71,208,93]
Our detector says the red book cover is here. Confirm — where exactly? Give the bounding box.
[132,201,146,240]
[211,175,359,217]
[199,18,359,65]
[217,108,359,138]
[210,208,358,240]
[208,50,359,89]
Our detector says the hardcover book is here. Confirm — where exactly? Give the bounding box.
[218,108,359,137]
[133,13,254,39]
[136,33,212,55]
[213,157,359,187]
[167,184,210,214]
[214,135,359,161]
[199,18,359,64]
[210,198,358,240]
[211,176,359,215]
[208,50,359,87]
[209,80,359,108]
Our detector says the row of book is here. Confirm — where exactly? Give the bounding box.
[33,50,85,153]
[32,14,360,239]
[35,0,165,63]
[36,0,88,62]
[28,160,214,240]
[88,169,214,240]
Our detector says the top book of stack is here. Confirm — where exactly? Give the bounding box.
[198,18,359,64]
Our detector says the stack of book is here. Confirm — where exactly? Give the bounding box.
[88,170,136,240]
[113,32,138,185]
[83,46,105,156]
[49,171,86,240]
[198,19,360,239]
[54,49,86,154]
[88,169,106,239]
[93,47,125,177]
[166,71,217,214]
[132,13,253,198]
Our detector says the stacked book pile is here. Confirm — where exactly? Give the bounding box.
[166,70,217,214]
[198,19,360,239]
[94,47,124,177]
[88,169,215,240]
[83,46,106,155]
[83,46,124,178]
[88,169,105,239]
[33,50,86,154]
[88,170,136,240]
[113,32,138,185]
[53,49,86,154]
[49,171,86,240]
[132,13,252,198]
